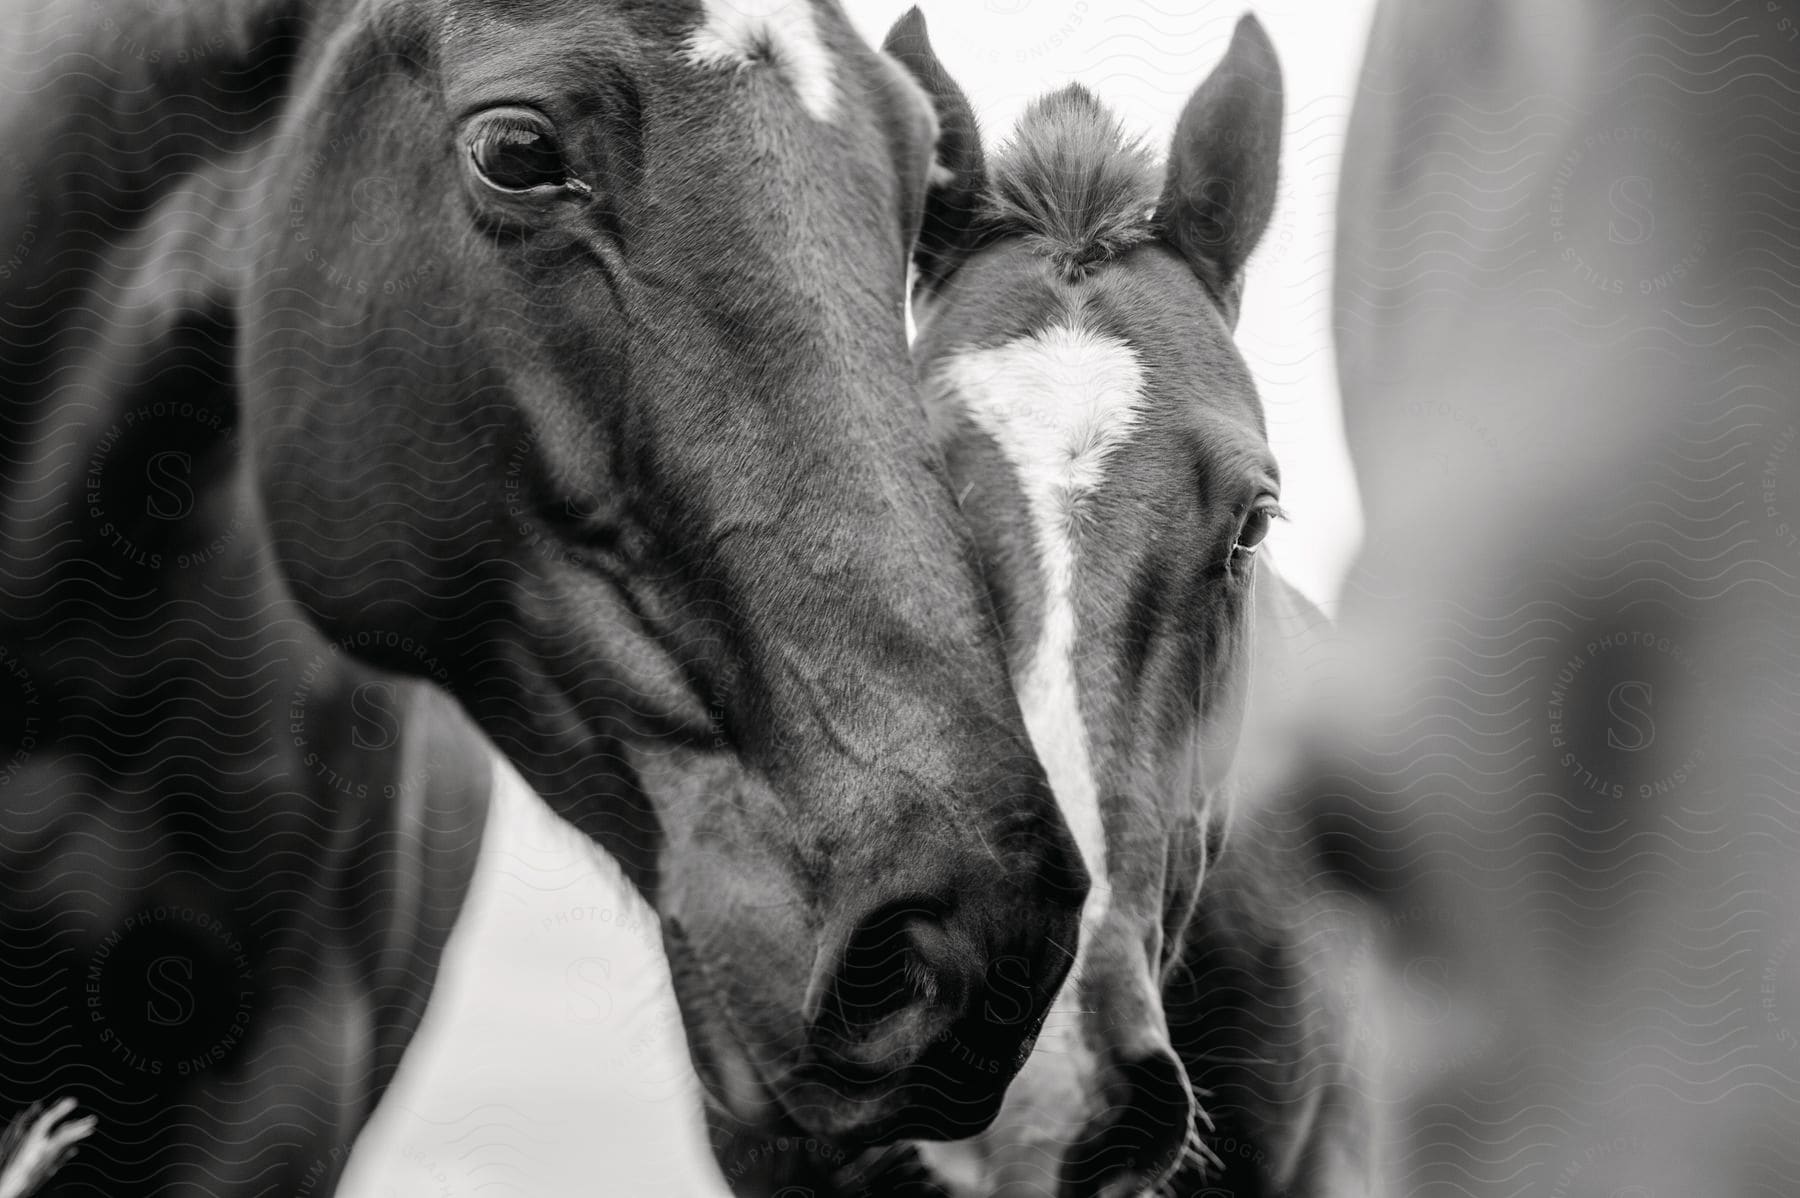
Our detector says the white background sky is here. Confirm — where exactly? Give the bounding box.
[344,3,1376,1194]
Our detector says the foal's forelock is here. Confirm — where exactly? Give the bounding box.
[977,86,1162,280]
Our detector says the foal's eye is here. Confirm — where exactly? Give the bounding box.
[467,109,574,193]
[1232,501,1279,560]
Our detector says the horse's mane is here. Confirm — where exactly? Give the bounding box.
[38,0,309,84]
[1,0,311,178]
[980,84,1162,280]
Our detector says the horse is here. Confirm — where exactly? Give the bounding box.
[0,1,1090,1193]
[883,11,1363,1196]
[1291,0,1800,1192]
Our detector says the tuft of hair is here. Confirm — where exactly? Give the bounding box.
[981,85,1162,280]
[0,1098,96,1198]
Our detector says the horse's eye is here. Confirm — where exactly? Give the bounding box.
[467,110,571,193]
[1233,502,1278,559]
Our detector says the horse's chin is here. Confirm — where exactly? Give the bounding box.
[663,921,899,1144]
[661,919,785,1127]
[776,1062,1008,1148]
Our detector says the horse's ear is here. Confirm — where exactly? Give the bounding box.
[1156,14,1283,325]
[883,7,987,294]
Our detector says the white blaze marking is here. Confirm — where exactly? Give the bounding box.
[938,322,1145,958]
[685,0,837,122]
[923,323,1147,1193]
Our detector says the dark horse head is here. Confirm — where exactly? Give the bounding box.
[887,11,1359,1196]
[0,0,1085,1169]
[249,0,1095,1153]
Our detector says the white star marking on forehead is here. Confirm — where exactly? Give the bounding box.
[685,0,838,123]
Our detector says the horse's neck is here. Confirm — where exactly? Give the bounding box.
[1,1,310,399]
[7,0,312,166]
[44,0,313,79]
[0,0,332,583]
[0,6,308,686]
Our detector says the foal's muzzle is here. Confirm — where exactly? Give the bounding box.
[1060,1042,1195,1198]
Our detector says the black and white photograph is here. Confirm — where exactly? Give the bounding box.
[2,0,1797,1194]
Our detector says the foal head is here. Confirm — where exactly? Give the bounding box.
[889,11,1284,1193]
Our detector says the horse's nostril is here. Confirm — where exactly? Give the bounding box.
[1060,1047,1195,1198]
[837,907,932,1017]
[810,896,964,1078]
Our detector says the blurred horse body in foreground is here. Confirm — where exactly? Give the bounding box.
[1308,0,1800,1192]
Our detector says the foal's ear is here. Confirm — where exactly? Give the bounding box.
[1157,14,1283,325]
[883,7,987,294]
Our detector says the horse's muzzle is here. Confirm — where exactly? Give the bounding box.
[1058,1043,1195,1198]
[779,863,1084,1146]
